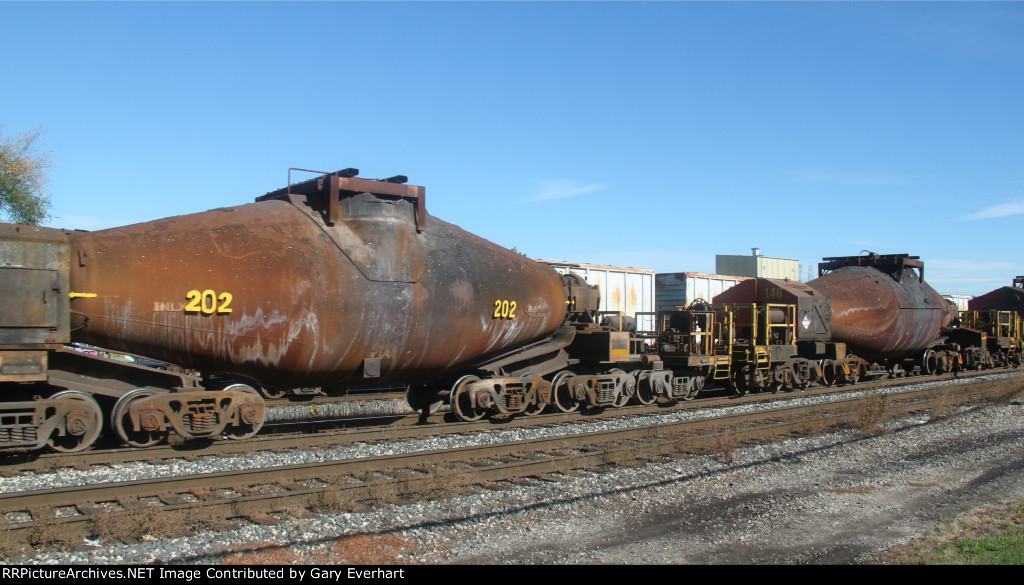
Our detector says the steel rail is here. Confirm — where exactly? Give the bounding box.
[1,373,1019,548]
[3,372,1019,514]
[6,369,1018,474]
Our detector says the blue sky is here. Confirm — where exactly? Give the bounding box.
[3,1,1023,296]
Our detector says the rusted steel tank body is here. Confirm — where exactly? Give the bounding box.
[807,254,953,362]
[66,171,568,388]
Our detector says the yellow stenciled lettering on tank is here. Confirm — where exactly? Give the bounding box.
[183,289,233,314]
[152,301,189,312]
[492,299,517,319]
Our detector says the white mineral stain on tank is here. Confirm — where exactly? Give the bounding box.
[224,306,312,369]
[359,283,414,367]
[102,297,136,341]
[449,280,474,308]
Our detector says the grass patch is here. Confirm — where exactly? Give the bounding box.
[936,531,1024,564]
[880,500,1024,564]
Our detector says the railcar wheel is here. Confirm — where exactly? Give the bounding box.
[819,360,837,387]
[46,391,103,453]
[769,367,787,394]
[222,384,265,440]
[610,369,633,407]
[615,389,633,407]
[786,363,808,391]
[258,385,287,400]
[552,371,579,413]
[791,365,810,391]
[921,349,936,375]
[681,375,703,401]
[112,389,167,448]
[450,375,486,422]
[749,369,770,394]
[843,368,860,385]
[522,373,547,416]
[523,401,546,416]
[614,387,630,405]
[635,372,658,405]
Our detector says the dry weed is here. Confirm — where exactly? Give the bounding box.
[90,511,132,543]
[190,488,214,501]
[855,389,889,437]
[26,508,70,549]
[570,454,597,470]
[421,467,472,499]
[231,500,260,519]
[799,415,829,436]
[0,518,13,559]
[598,448,632,466]
[1005,378,1024,402]
[310,487,356,515]
[367,481,398,506]
[90,505,182,543]
[712,427,734,464]
[930,387,960,422]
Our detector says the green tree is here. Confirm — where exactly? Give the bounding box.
[0,128,53,225]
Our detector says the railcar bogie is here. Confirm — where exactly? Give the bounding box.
[0,223,270,452]
[946,307,1024,371]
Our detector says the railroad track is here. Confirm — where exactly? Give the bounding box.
[2,371,1021,548]
[1,368,1009,474]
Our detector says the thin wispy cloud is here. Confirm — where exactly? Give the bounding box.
[524,179,608,203]
[929,258,1023,272]
[923,257,1023,295]
[790,170,919,187]
[907,6,1024,62]
[959,201,1024,221]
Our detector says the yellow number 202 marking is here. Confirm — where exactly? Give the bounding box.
[185,290,233,314]
[493,299,517,319]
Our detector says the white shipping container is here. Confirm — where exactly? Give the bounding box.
[537,260,655,331]
[941,293,972,313]
[656,272,750,310]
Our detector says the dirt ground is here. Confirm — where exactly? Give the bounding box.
[433,402,1024,564]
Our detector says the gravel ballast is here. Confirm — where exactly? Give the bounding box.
[6,384,1024,565]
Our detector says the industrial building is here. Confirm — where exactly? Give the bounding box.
[716,248,799,280]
